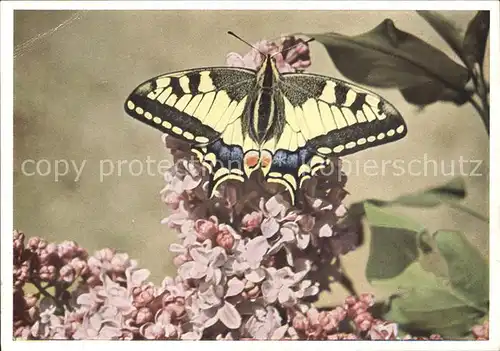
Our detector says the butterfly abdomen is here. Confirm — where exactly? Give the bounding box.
[246,55,284,144]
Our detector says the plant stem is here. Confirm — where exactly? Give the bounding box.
[335,258,358,298]
[30,278,66,313]
[467,63,490,135]
[445,201,489,222]
[467,95,489,134]
[477,63,490,132]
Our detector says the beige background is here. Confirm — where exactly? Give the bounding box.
[14,10,489,305]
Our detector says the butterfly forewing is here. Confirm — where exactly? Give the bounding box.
[279,72,407,155]
[125,67,256,144]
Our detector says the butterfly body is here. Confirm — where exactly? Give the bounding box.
[125,54,407,204]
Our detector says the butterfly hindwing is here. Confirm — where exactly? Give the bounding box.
[191,140,246,197]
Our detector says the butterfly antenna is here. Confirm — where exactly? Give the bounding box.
[227,31,265,57]
[271,37,315,58]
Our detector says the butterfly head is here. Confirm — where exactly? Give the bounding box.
[256,54,281,80]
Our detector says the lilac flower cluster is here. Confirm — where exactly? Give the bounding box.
[13,36,466,341]
[17,228,480,341]
[156,35,364,339]
[12,226,402,341]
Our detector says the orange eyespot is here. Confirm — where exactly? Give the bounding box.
[260,154,272,168]
[244,152,260,168]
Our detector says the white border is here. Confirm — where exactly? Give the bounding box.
[1,1,499,351]
[0,0,496,10]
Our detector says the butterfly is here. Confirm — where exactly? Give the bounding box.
[124,37,407,205]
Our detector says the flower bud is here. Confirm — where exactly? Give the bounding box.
[292,312,309,331]
[60,264,75,283]
[136,307,153,325]
[195,219,218,241]
[95,247,115,262]
[164,323,178,339]
[354,311,373,331]
[57,240,80,261]
[13,230,25,252]
[24,293,39,309]
[243,284,260,300]
[141,322,165,339]
[163,191,182,210]
[216,231,234,250]
[330,306,347,322]
[173,254,189,267]
[241,211,263,232]
[359,293,375,307]
[133,285,154,308]
[344,295,357,307]
[28,237,41,251]
[319,311,338,333]
[156,307,173,325]
[39,265,57,281]
[110,253,131,273]
[70,257,88,276]
[165,302,186,321]
[297,214,315,232]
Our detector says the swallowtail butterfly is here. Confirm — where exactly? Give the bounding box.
[125,35,407,204]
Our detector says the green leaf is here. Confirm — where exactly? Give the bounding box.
[463,11,490,68]
[352,176,464,208]
[434,230,489,309]
[417,11,467,66]
[364,203,422,281]
[373,230,489,337]
[380,176,466,207]
[306,19,470,106]
[383,262,486,337]
[349,177,487,222]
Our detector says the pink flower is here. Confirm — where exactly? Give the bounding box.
[39,265,56,281]
[195,217,219,241]
[354,311,374,332]
[162,191,183,210]
[216,231,234,250]
[226,36,311,73]
[241,211,263,232]
[292,312,309,331]
[178,244,227,284]
[369,321,398,340]
[13,230,25,253]
[472,320,489,340]
[132,284,155,308]
[27,236,43,251]
[359,292,375,307]
[58,240,87,262]
[70,257,88,277]
[243,306,285,340]
[173,254,189,267]
[140,322,166,339]
[59,264,75,283]
[135,307,153,325]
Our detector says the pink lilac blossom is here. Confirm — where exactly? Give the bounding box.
[12,36,467,340]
